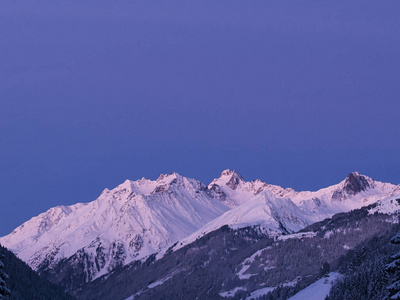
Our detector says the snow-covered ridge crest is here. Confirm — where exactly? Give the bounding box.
[212,170,397,214]
[170,170,399,253]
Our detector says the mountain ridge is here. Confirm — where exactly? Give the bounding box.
[0,170,398,286]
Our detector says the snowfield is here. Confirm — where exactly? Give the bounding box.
[288,273,341,300]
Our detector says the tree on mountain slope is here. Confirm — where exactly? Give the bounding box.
[0,254,10,299]
[386,232,400,299]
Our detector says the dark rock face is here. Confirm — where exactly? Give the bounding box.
[226,172,245,190]
[129,234,143,253]
[151,185,168,194]
[38,249,95,291]
[332,190,345,201]
[95,244,106,271]
[207,184,227,201]
[109,241,126,270]
[344,172,370,195]
[332,172,371,201]
[255,183,268,195]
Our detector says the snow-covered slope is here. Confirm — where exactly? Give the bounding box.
[0,173,229,281]
[171,171,399,252]
[368,194,400,215]
[171,190,314,252]
[288,273,341,300]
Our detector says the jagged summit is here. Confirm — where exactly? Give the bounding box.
[208,170,264,207]
[343,172,371,195]
[326,172,376,202]
[217,169,245,189]
[226,173,245,190]
[114,172,192,196]
[220,169,243,177]
[156,171,182,182]
[209,170,294,207]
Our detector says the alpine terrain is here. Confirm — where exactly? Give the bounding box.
[1,170,399,299]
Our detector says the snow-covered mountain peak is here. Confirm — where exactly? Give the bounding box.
[156,172,192,186]
[117,179,136,191]
[341,172,372,195]
[212,169,245,190]
[327,172,379,203]
[113,178,154,196]
[208,170,277,208]
[156,172,180,183]
[151,172,209,196]
[286,172,398,218]
[220,169,240,177]
[110,172,198,197]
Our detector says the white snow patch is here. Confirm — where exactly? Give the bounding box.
[246,287,276,299]
[147,277,171,289]
[243,248,268,264]
[288,272,340,300]
[219,287,246,298]
[324,230,334,239]
[237,247,273,279]
[124,276,172,299]
[385,216,400,224]
[245,279,300,299]
[237,265,257,280]
[284,279,299,288]
[277,231,316,241]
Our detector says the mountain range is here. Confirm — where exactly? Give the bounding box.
[1,170,399,299]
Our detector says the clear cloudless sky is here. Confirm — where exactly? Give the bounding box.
[1,0,399,236]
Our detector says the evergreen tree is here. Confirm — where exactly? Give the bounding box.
[0,254,10,298]
[386,232,400,299]
[319,261,331,277]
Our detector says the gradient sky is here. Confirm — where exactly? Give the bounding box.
[1,1,399,236]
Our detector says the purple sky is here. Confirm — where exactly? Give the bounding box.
[1,1,400,236]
